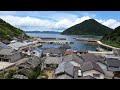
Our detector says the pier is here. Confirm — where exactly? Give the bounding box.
[75,38,97,42]
[39,40,72,44]
[40,37,66,40]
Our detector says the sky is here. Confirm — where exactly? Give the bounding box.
[0,11,120,32]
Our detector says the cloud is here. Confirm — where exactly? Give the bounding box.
[0,15,91,31]
[0,15,53,27]
[0,13,120,31]
[80,12,96,18]
[96,19,120,29]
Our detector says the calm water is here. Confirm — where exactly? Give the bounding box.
[26,33,102,51]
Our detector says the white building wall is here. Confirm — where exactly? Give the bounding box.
[83,70,104,79]
[96,62,107,71]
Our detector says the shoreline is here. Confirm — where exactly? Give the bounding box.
[97,40,120,50]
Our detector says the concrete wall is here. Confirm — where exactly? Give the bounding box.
[83,70,104,79]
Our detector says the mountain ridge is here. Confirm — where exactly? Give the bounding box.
[61,19,113,36]
[101,26,120,48]
[0,18,29,41]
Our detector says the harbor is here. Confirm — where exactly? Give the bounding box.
[74,37,98,42]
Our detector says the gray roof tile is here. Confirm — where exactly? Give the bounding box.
[43,48,62,55]
[81,53,105,64]
[106,58,120,67]
[0,48,16,55]
[27,56,40,68]
[44,57,62,65]
[81,61,104,74]
[63,54,83,64]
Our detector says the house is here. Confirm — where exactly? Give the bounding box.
[113,49,120,56]
[43,48,62,57]
[44,57,62,69]
[0,48,23,63]
[16,56,44,73]
[54,54,83,79]
[32,48,43,58]
[81,61,104,79]
[63,54,84,64]
[55,61,81,79]
[8,41,33,55]
[80,53,107,71]
[17,56,41,70]
[106,58,120,72]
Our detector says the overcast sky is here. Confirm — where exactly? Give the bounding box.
[0,11,120,32]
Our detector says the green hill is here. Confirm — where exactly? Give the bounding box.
[61,19,113,36]
[0,18,29,41]
[101,26,120,48]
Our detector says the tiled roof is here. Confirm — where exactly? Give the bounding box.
[0,48,16,55]
[55,61,80,77]
[106,58,120,67]
[55,62,66,75]
[81,53,105,64]
[81,61,104,74]
[8,41,33,50]
[44,57,62,65]
[27,56,40,68]
[43,48,62,55]
[63,54,83,64]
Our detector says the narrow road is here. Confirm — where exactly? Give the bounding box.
[97,41,119,50]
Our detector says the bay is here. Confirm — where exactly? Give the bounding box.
[26,32,102,51]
